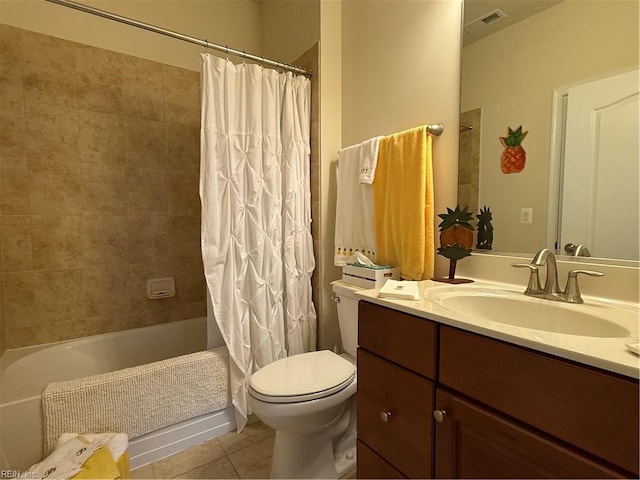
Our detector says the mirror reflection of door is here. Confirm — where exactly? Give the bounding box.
[557,69,639,261]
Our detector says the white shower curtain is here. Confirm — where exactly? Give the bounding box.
[199,54,316,431]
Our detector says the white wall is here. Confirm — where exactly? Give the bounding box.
[0,0,261,71]
[263,0,464,349]
[261,0,320,64]
[317,0,343,351]
[341,0,463,277]
[461,0,639,253]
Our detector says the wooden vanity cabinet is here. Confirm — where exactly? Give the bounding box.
[356,301,640,479]
[357,302,437,478]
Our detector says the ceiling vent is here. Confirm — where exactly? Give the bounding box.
[464,9,508,34]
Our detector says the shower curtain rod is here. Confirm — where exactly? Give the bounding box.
[44,0,312,78]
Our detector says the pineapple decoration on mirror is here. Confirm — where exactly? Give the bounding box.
[476,206,493,250]
[433,205,474,284]
[500,126,528,174]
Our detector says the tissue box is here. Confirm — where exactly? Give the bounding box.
[341,264,400,289]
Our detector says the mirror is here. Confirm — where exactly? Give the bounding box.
[459,0,639,262]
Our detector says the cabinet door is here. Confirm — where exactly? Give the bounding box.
[434,389,624,479]
[439,326,639,473]
[357,349,434,478]
[357,440,406,479]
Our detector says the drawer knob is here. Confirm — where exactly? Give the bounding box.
[379,411,392,423]
[433,409,447,423]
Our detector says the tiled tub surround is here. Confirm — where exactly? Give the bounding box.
[0,24,205,351]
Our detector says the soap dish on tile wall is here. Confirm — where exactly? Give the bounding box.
[146,277,176,299]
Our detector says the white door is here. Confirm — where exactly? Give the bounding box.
[559,69,639,261]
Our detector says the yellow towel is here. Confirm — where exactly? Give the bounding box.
[115,452,130,479]
[71,447,121,480]
[373,126,435,280]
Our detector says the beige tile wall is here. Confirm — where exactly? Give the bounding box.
[458,108,482,218]
[0,25,205,351]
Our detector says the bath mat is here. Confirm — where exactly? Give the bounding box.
[42,347,230,455]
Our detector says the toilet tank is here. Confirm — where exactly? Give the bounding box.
[331,281,363,358]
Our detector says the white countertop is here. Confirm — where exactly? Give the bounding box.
[354,279,640,379]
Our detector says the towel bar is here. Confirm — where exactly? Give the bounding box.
[338,124,445,155]
[426,124,444,136]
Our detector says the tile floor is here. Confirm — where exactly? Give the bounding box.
[129,418,275,479]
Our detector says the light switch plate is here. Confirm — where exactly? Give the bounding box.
[520,208,533,224]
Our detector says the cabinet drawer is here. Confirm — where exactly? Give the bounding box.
[357,440,406,479]
[357,349,434,478]
[440,326,640,475]
[358,301,437,378]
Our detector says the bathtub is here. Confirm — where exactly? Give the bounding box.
[0,317,235,471]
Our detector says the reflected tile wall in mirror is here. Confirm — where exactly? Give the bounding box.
[458,108,481,220]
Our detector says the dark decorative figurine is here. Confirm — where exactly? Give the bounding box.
[476,206,494,250]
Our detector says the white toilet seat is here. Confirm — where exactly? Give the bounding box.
[249,375,355,403]
[249,350,356,404]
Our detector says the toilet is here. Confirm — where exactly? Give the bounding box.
[248,281,362,479]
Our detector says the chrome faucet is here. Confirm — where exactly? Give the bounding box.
[565,243,591,257]
[531,248,560,295]
[512,248,604,304]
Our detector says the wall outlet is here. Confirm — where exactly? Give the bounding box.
[520,208,533,224]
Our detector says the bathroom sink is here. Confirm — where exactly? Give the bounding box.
[427,287,631,338]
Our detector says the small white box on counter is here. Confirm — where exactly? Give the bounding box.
[341,264,400,289]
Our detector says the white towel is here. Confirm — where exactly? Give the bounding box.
[28,437,100,479]
[55,433,129,462]
[358,136,382,184]
[378,279,420,301]
[335,137,380,266]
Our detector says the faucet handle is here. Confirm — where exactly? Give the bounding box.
[568,269,604,278]
[512,263,542,294]
[564,269,604,304]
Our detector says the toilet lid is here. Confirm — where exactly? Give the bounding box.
[249,350,355,403]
